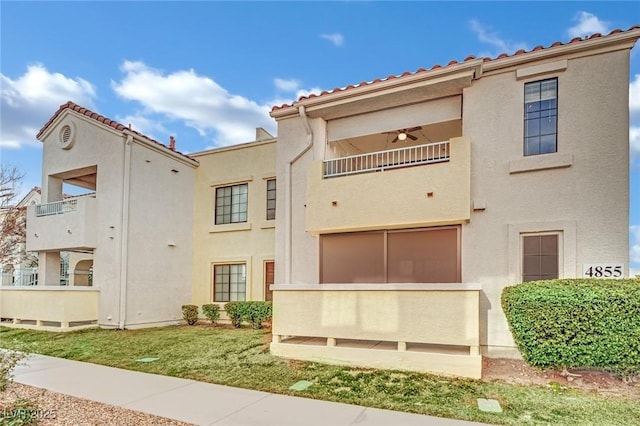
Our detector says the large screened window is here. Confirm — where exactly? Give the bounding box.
[214,263,246,302]
[320,227,460,283]
[215,183,248,224]
[524,78,558,156]
[266,179,276,220]
[522,234,559,282]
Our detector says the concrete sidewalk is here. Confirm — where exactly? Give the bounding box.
[13,354,486,426]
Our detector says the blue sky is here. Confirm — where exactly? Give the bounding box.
[1,1,639,274]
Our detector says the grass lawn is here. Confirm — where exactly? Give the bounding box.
[1,324,638,425]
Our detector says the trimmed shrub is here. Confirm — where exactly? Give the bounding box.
[224,302,244,328]
[501,278,640,374]
[181,304,199,325]
[224,301,273,329]
[202,304,221,324]
[243,301,273,329]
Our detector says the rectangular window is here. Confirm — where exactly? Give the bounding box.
[214,263,246,302]
[320,227,460,283]
[264,261,275,301]
[522,234,559,282]
[266,179,276,220]
[524,78,557,156]
[215,183,248,224]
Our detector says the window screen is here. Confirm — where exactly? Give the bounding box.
[522,234,559,282]
[320,227,459,283]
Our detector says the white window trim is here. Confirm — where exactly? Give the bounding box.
[507,220,576,285]
[211,260,250,303]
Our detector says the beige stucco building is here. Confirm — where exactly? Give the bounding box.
[8,103,199,330]
[190,131,277,308]
[1,26,637,379]
[268,27,640,378]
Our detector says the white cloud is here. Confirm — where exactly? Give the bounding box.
[631,226,640,267]
[320,33,345,47]
[295,87,323,99]
[274,78,300,92]
[469,19,527,57]
[631,127,640,165]
[0,64,96,149]
[567,11,610,38]
[630,75,640,165]
[115,114,170,142]
[111,61,276,147]
[630,74,640,115]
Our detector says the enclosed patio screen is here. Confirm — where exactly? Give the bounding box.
[320,226,460,283]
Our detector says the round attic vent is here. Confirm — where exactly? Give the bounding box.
[57,122,76,150]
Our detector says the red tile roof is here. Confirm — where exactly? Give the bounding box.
[36,101,196,162]
[271,25,640,112]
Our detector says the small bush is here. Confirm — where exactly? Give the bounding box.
[240,301,273,329]
[1,349,26,392]
[181,304,199,325]
[501,278,640,375]
[224,301,273,329]
[224,302,244,327]
[202,304,220,324]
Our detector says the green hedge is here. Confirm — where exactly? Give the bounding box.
[224,301,272,329]
[501,279,640,374]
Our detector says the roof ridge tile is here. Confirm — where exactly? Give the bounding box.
[36,101,195,162]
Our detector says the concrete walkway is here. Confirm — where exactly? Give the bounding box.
[13,354,486,426]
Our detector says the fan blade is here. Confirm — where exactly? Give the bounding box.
[407,134,418,141]
[391,136,399,143]
[407,126,422,132]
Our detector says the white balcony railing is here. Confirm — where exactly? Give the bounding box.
[35,199,78,217]
[324,141,450,178]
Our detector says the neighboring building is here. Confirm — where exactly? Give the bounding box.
[190,130,276,308]
[1,187,40,286]
[268,26,640,378]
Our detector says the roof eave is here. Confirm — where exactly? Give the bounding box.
[270,59,483,120]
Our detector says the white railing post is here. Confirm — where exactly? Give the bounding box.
[35,198,79,217]
[323,140,451,178]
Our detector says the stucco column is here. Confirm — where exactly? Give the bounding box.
[38,251,61,286]
[44,176,63,203]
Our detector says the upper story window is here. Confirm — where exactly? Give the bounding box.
[524,78,557,156]
[266,179,276,220]
[215,183,248,224]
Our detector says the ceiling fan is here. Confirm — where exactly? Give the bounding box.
[383,126,422,143]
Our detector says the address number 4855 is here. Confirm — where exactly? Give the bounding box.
[582,264,623,278]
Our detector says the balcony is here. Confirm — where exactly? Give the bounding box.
[27,196,98,252]
[0,286,99,331]
[270,283,482,379]
[324,141,450,178]
[306,136,470,234]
